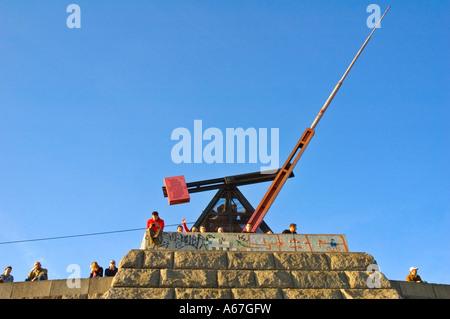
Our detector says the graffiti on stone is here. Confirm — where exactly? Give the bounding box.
[141,232,349,252]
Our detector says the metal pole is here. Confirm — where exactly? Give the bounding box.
[247,6,391,232]
[310,5,391,130]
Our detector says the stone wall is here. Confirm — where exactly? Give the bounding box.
[103,249,401,299]
[390,281,450,299]
[2,275,449,299]
[0,277,113,299]
[2,232,448,299]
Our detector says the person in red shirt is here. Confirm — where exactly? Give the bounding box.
[181,217,199,232]
[147,211,164,231]
[146,211,164,247]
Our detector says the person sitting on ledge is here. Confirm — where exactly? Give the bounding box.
[25,262,48,281]
[147,211,164,246]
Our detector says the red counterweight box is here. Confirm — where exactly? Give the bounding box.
[164,175,190,205]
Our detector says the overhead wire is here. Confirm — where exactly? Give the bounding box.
[0,222,194,245]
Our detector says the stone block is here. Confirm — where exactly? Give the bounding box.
[175,288,233,299]
[218,270,256,288]
[160,269,217,288]
[119,250,144,269]
[49,278,89,297]
[11,280,52,299]
[389,280,403,296]
[282,288,343,299]
[103,287,174,299]
[0,282,13,298]
[328,253,376,271]
[64,294,88,299]
[340,288,401,299]
[88,277,114,296]
[273,252,330,270]
[432,284,450,299]
[174,250,228,269]
[231,288,283,299]
[345,271,391,289]
[143,250,174,269]
[291,271,349,289]
[227,251,275,270]
[395,282,437,299]
[254,270,294,288]
[112,268,159,288]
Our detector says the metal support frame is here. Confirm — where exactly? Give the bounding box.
[162,169,293,233]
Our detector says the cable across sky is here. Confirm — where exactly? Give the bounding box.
[0,222,194,245]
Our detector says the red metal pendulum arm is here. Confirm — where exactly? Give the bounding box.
[247,6,391,233]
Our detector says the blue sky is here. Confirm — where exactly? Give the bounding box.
[0,0,448,285]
